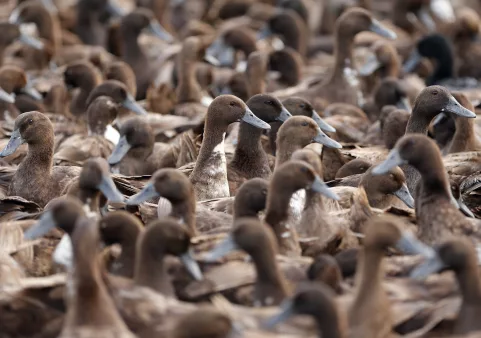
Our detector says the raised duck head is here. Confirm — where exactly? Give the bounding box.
[134,217,202,296]
[108,117,154,165]
[98,210,143,278]
[86,80,147,115]
[64,61,102,117]
[276,116,341,167]
[104,60,137,98]
[206,217,290,306]
[120,7,173,43]
[86,95,119,136]
[358,40,401,78]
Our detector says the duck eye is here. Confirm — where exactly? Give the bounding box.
[389,174,395,179]
[301,122,308,126]
[265,101,273,105]
[28,119,33,125]
[300,167,308,173]
[299,104,305,108]
[229,101,236,107]
[432,90,438,96]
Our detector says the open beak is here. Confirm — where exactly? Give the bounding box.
[372,149,406,175]
[0,129,24,157]
[358,54,381,76]
[204,235,239,262]
[97,174,124,203]
[444,94,476,118]
[121,94,147,115]
[242,107,271,130]
[24,210,56,240]
[126,182,159,205]
[108,135,131,165]
[393,183,415,209]
[369,19,397,40]
[313,129,342,149]
[311,176,340,201]
[180,249,203,281]
[312,110,336,132]
[276,106,292,122]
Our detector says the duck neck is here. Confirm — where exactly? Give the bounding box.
[449,118,478,153]
[191,122,227,180]
[457,259,481,303]
[170,198,197,236]
[311,307,346,338]
[33,11,59,49]
[177,59,203,103]
[246,74,266,98]
[121,30,147,65]
[330,30,355,82]
[282,21,306,57]
[268,121,282,156]
[77,189,102,213]
[22,137,54,173]
[134,248,174,296]
[231,122,270,178]
[382,58,400,78]
[275,141,305,168]
[406,107,435,134]
[415,151,451,199]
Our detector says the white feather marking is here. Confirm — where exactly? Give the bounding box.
[53,234,73,269]
[104,124,120,145]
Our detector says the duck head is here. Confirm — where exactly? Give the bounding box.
[86,96,119,137]
[307,254,343,294]
[99,211,143,247]
[120,8,173,43]
[108,117,154,165]
[247,94,291,123]
[277,115,341,149]
[454,7,480,41]
[336,8,396,40]
[127,168,193,206]
[282,97,336,132]
[104,61,137,98]
[336,159,372,179]
[86,80,147,115]
[0,65,42,102]
[268,47,303,86]
[233,177,269,218]
[63,61,101,91]
[0,111,53,157]
[403,34,452,77]
[373,77,411,113]
[205,28,257,67]
[24,197,85,240]
[79,157,124,203]
[359,40,400,77]
[0,22,44,50]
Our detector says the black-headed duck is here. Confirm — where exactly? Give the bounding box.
[0,111,81,207]
[54,96,119,165]
[349,215,433,338]
[275,115,341,168]
[264,283,346,337]
[403,85,476,194]
[373,134,479,245]
[411,238,481,335]
[63,60,103,118]
[99,211,144,278]
[59,213,135,338]
[134,217,202,297]
[189,94,270,201]
[0,65,42,121]
[205,217,290,306]
[300,8,397,108]
[119,7,174,100]
[108,116,171,175]
[265,160,339,256]
[228,94,291,193]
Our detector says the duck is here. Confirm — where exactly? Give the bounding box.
[76,0,121,47]
[107,116,172,175]
[0,65,42,121]
[381,107,410,149]
[134,217,202,297]
[188,95,270,201]
[119,7,174,100]
[104,60,137,98]
[54,96,119,166]
[63,60,103,118]
[58,211,136,338]
[452,7,481,79]
[205,217,291,306]
[372,134,480,245]
[0,21,45,66]
[307,254,343,294]
[0,111,81,207]
[411,238,481,335]
[227,94,291,193]
[335,158,372,179]
[172,308,234,338]
[267,47,303,91]
[295,8,397,108]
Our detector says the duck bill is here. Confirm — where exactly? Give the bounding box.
[396,97,411,112]
[432,113,446,127]
[369,19,397,40]
[395,231,434,257]
[372,149,406,175]
[263,300,295,329]
[105,0,125,17]
[24,211,55,240]
[0,129,24,157]
[312,110,336,132]
[313,130,342,149]
[122,94,147,115]
[204,235,239,262]
[445,94,477,118]
[410,254,445,280]
[403,49,422,73]
[275,106,292,122]
[18,32,44,50]
[0,87,15,104]
[204,53,221,66]
[358,54,381,76]
[257,25,273,41]
[457,198,475,218]
[21,84,43,101]
[311,176,340,201]
[242,108,271,130]
[393,183,415,209]
[147,21,174,43]
[41,0,58,13]
[126,182,159,205]
[180,249,203,281]
[97,174,124,203]
[108,135,131,165]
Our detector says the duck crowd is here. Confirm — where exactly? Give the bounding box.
[2,0,481,337]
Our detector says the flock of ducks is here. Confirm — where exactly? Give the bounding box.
[3,0,481,337]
